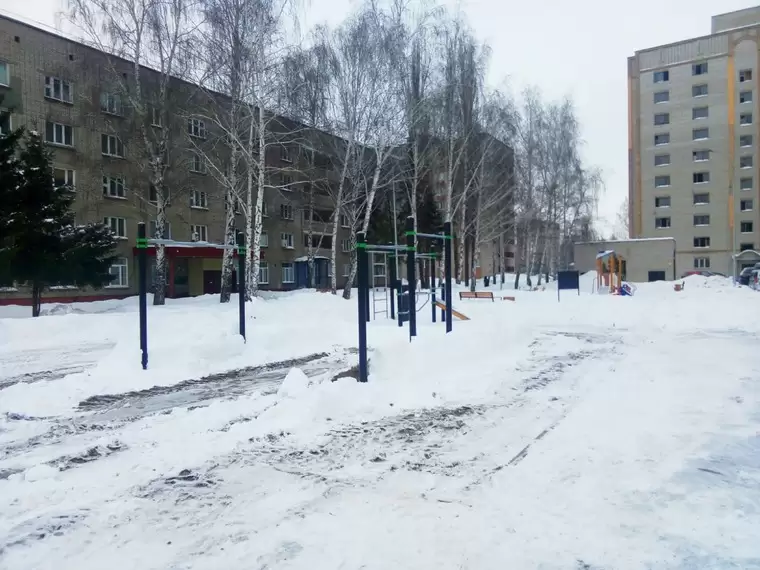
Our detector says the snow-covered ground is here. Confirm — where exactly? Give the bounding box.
[1,275,759,569]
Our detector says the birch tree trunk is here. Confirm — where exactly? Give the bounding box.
[331,136,353,295]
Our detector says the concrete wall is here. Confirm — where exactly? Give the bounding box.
[574,238,677,283]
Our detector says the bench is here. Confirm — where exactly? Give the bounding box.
[458,291,494,301]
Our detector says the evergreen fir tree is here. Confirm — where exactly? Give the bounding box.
[0,108,24,288]
[2,130,118,316]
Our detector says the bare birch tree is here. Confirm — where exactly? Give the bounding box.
[69,0,199,305]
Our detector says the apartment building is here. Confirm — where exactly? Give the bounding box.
[0,14,352,305]
[628,6,760,277]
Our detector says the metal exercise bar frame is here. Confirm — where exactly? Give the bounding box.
[356,232,369,383]
[444,221,453,333]
[236,231,247,341]
[406,218,453,334]
[137,227,246,370]
[405,216,417,340]
[137,223,149,370]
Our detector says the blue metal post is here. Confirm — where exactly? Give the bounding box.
[406,216,416,339]
[357,232,369,382]
[444,221,453,334]
[237,231,246,341]
[431,254,437,323]
[137,223,148,370]
[389,253,396,320]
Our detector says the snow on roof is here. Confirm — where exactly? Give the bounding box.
[595,250,615,260]
[147,239,235,250]
[293,256,330,262]
[576,237,675,245]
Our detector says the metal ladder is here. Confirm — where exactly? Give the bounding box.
[370,252,389,320]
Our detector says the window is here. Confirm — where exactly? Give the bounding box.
[655,196,670,208]
[44,75,72,103]
[693,237,710,248]
[693,214,710,226]
[740,243,755,252]
[100,92,122,115]
[45,122,73,146]
[259,261,269,285]
[260,232,269,247]
[692,84,708,97]
[187,118,206,138]
[54,168,75,190]
[741,155,754,169]
[741,177,753,191]
[692,106,708,120]
[282,262,295,284]
[693,128,709,140]
[149,220,171,239]
[107,258,129,288]
[303,233,332,249]
[741,135,753,147]
[0,111,9,135]
[190,190,208,209]
[740,69,753,82]
[740,113,753,125]
[655,217,671,229]
[692,62,708,75]
[280,146,292,163]
[148,184,170,204]
[693,193,710,205]
[340,214,349,227]
[654,113,669,126]
[342,263,351,277]
[740,91,753,104]
[281,174,293,189]
[654,175,670,187]
[262,201,269,217]
[693,172,710,184]
[190,153,207,173]
[0,61,8,86]
[191,224,208,242]
[101,134,124,157]
[151,108,162,127]
[102,175,126,198]
[693,257,710,269]
[280,232,294,248]
[741,221,754,233]
[653,70,669,83]
[104,216,127,238]
[653,90,669,104]
[654,133,670,146]
[280,204,293,220]
[654,154,670,166]
[693,150,710,162]
[741,199,754,211]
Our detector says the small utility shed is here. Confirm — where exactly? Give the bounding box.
[573,238,677,283]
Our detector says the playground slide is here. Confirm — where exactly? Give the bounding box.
[434,301,470,321]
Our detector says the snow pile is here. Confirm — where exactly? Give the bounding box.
[1,283,760,569]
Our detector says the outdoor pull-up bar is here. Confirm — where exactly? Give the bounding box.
[355,216,454,383]
[136,222,247,370]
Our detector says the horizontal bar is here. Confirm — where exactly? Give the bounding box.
[416,232,451,240]
[360,244,412,252]
[147,239,238,250]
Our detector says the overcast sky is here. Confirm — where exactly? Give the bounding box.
[2,0,758,234]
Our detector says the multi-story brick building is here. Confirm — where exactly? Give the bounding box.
[628,6,760,278]
[0,14,352,305]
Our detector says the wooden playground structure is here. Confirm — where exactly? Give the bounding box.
[595,250,626,294]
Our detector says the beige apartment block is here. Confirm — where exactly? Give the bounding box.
[628,6,760,278]
[0,15,352,306]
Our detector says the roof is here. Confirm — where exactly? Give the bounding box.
[575,237,675,246]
